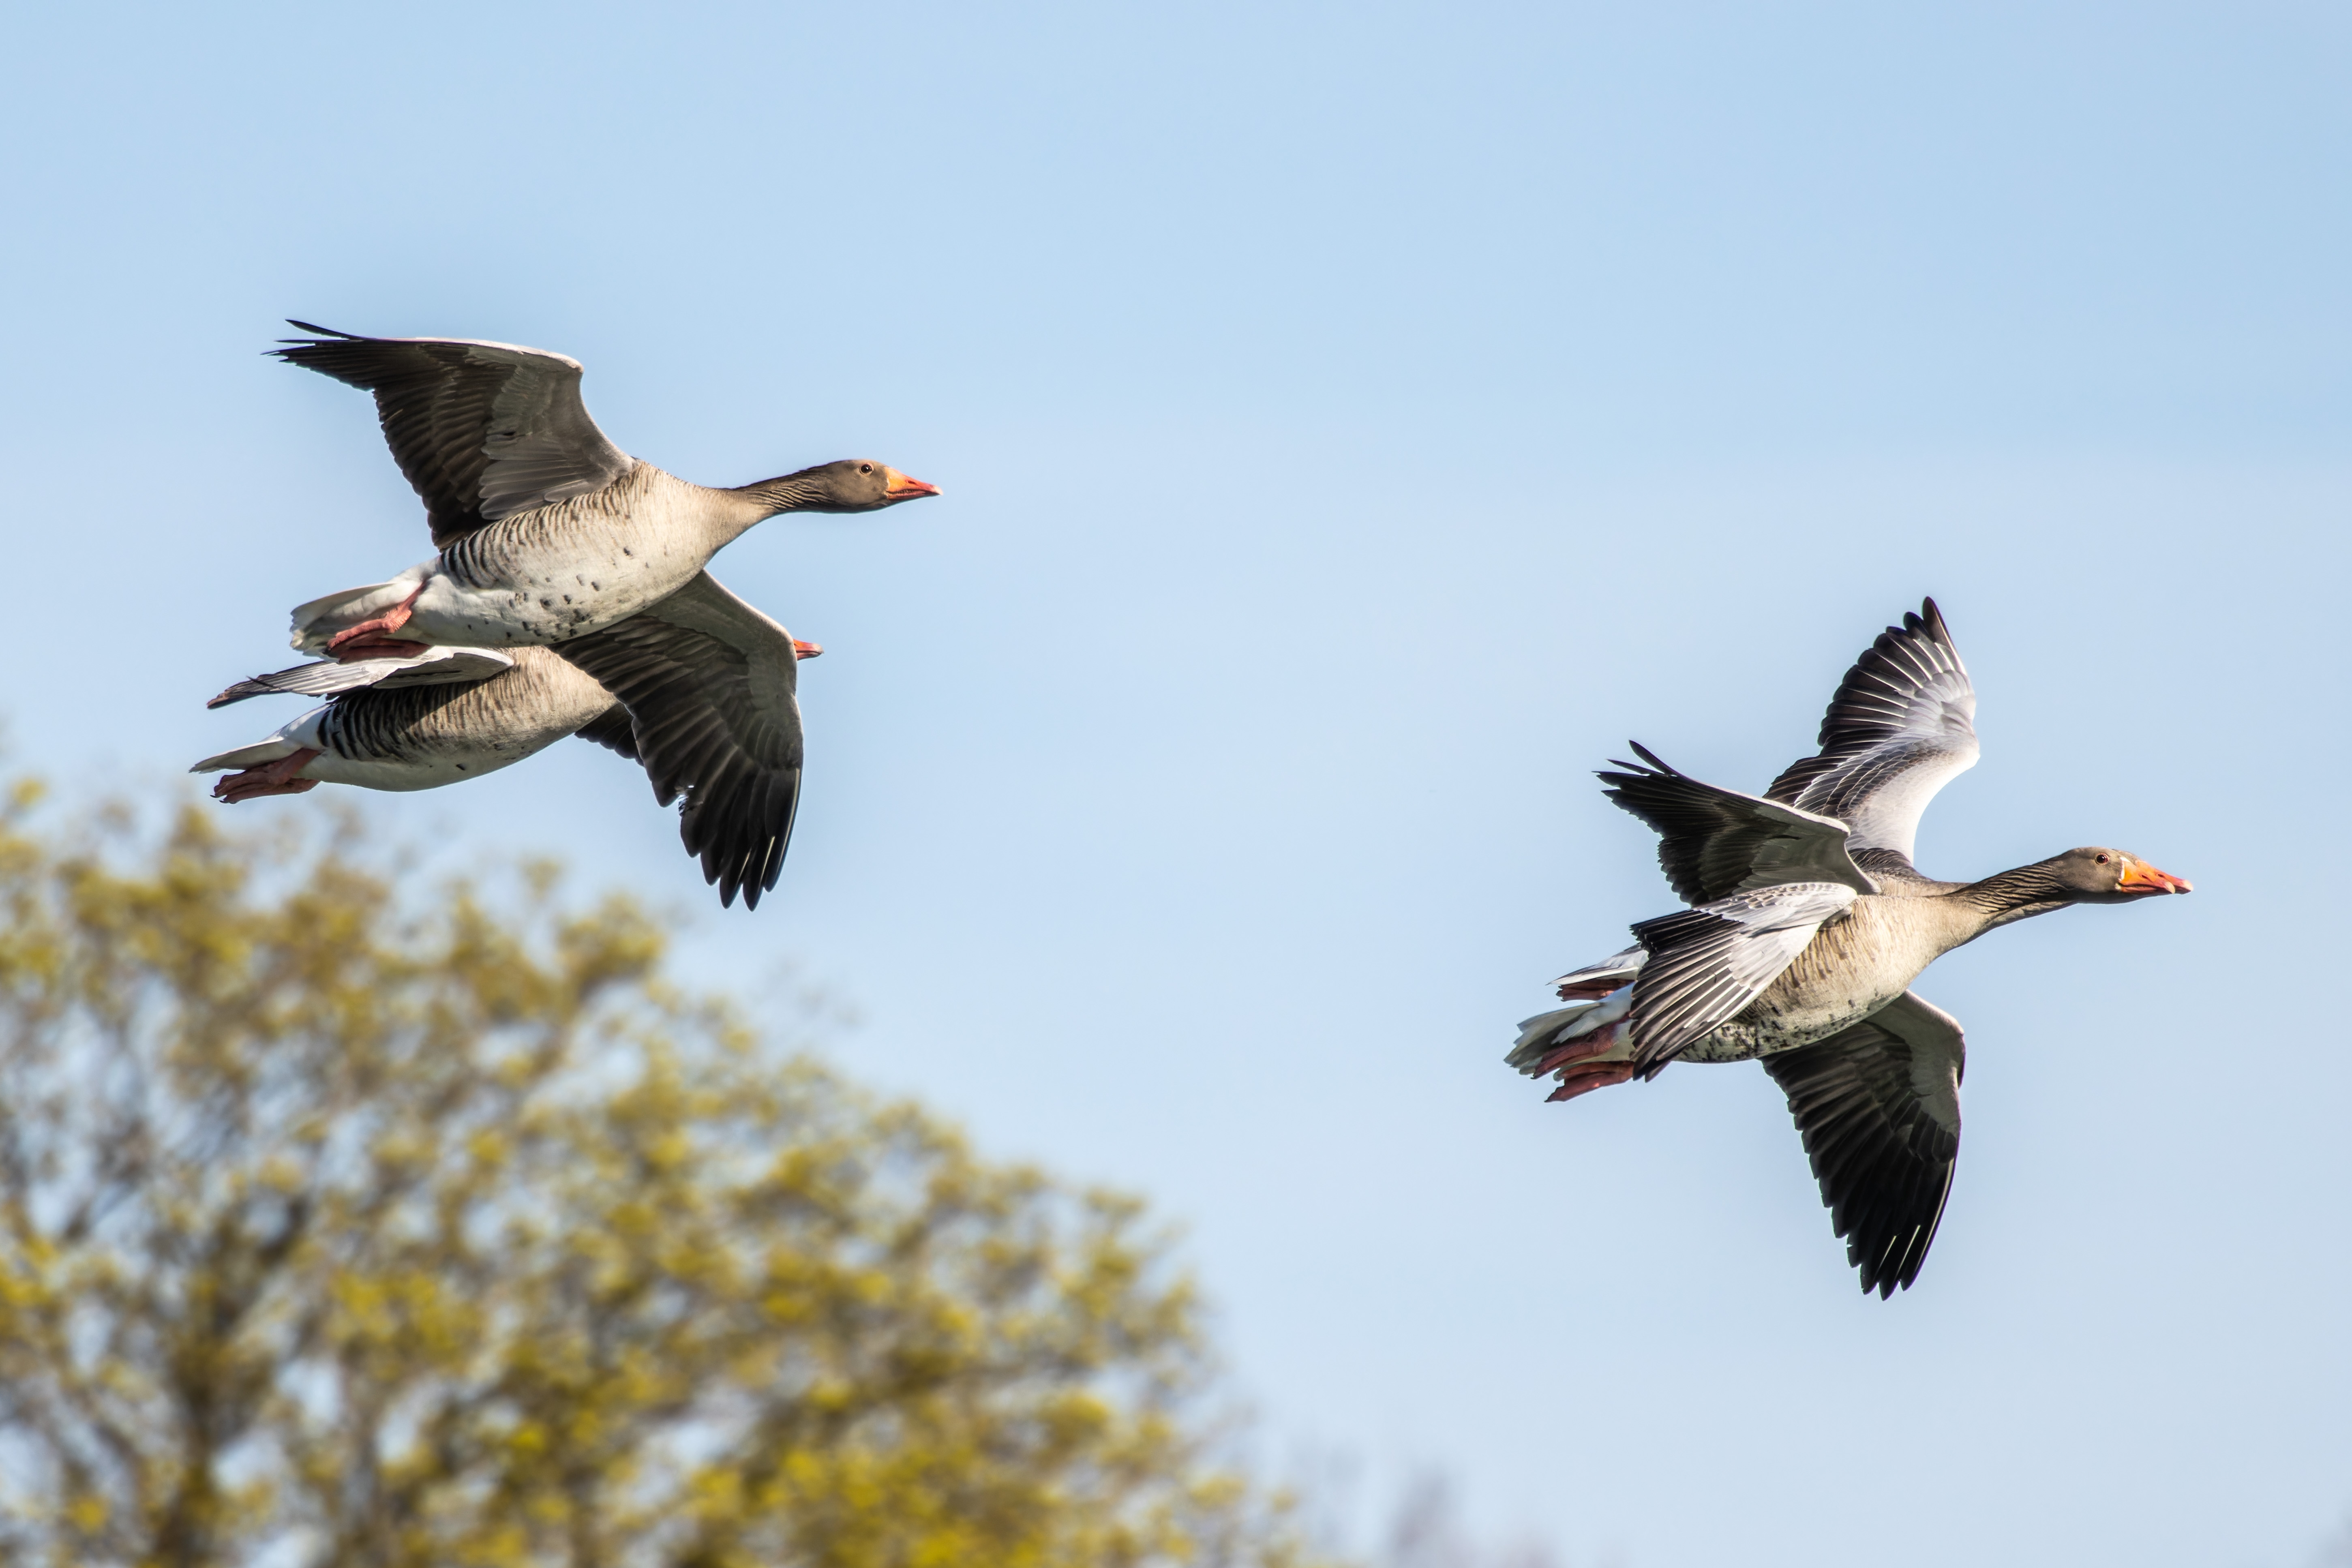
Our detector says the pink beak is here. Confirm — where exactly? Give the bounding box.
[2119,856,2192,894]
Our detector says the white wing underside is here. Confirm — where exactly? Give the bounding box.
[1774,602,1981,863]
[1789,741,1979,860]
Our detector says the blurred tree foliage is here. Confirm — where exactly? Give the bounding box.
[0,794,1323,1568]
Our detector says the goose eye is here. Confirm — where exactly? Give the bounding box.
[859,463,873,474]
[2095,854,2109,864]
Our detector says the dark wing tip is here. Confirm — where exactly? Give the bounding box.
[282,319,360,338]
[1596,743,1677,784]
[1903,596,1954,649]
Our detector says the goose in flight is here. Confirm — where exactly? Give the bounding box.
[269,322,938,660]
[195,574,822,909]
[1508,600,2190,1296]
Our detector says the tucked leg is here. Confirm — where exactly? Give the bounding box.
[1530,1020,1626,1078]
[1534,1019,1639,1101]
[1546,1061,1639,1101]
[328,587,427,661]
[212,749,322,803]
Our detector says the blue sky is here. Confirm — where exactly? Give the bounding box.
[5,3,2350,1563]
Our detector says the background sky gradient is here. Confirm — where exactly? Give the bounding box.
[6,4,2349,1563]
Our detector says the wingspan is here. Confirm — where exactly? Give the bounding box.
[1625,882,1858,1067]
[1761,990,1965,1298]
[1765,598,1979,864]
[1601,743,1875,906]
[272,322,635,546]
[554,573,803,910]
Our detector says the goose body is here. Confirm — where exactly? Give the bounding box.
[1666,893,1954,1061]
[1510,600,2190,1295]
[270,324,937,659]
[194,645,617,793]
[198,573,817,910]
[290,465,735,653]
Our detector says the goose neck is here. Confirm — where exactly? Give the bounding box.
[1953,859,2080,936]
[728,471,827,518]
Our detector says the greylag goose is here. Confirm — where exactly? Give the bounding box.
[195,574,822,909]
[1508,600,2190,1296]
[268,323,938,660]
[193,645,616,799]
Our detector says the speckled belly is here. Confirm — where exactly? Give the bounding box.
[403,469,711,647]
[407,557,690,647]
[1676,909,1940,1062]
[1679,1005,1877,1064]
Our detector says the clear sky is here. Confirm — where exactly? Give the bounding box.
[5,3,2349,1564]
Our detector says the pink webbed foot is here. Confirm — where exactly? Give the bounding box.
[1533,1019,1634,1102]
[1546,1061,1638,1102]
[791,639,823,660]
[1557,978,1626,1001]
[212,749,322,803]
[328,587,426,662]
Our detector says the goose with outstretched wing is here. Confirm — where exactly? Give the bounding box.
[194,576,820,910]
[1508,600,2190,1296]
[265,322,938,660]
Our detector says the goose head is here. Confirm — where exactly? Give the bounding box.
[782,459,942,513]
[2050,846,2193,903]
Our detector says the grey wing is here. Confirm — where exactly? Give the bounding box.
[572,705,641,763]
[1761,990,1965,1298]
[1624,882,1859,1068]
[1601,743,1875,904]
[1765,598,1979,863]
[207,647,515,707]
[553,572,803,910]
[272,321,634,546]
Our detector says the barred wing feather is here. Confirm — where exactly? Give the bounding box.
[1626,882,1858,1068]
[272,322,634,546]
[1761,991,1965,1297]
[555,573,803,910]
[207,647,516,708]
[1765,599,1978,863]
[1601,743,1875,906]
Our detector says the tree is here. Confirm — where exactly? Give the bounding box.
[0,790,1325,1568]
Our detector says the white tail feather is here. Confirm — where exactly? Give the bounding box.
[191,737,301,773]
[288,565,430,654]
[191,709,328,774]
[1507,985,1635,1072]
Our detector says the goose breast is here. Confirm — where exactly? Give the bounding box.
[1679,895,1965,1062]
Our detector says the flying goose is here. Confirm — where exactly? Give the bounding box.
[196,574,823,909]
[268,322,938,660]
[1508,600,2190,1296]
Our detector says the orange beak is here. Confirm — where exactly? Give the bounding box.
[2118,857,2192,895]
[881,467,941,501]
[791,639,823,661]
